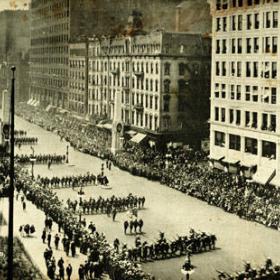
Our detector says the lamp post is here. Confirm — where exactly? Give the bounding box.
[66,145,69,163]
[30,146,35,157]
[7,66,16,280]
[30,157,36,180]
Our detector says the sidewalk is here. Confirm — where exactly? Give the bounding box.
[1,195,87,280]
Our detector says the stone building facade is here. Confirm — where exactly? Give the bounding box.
[209,0,280,185]
[30,0,211,110]
[69,31,211,146]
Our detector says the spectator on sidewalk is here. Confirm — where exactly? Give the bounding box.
[22,201,26,211]
[47,232,52,248]
[66,264,72,280]
[41,228,46,243]
[54,233,60,250]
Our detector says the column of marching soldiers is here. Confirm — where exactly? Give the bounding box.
[15,129,280,280]
[17,129,267,280]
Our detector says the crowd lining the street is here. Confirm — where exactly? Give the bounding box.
[217,258,280,279]
[13,166,154,280]
[16,103,280,231]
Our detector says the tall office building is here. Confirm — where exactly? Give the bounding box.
[29,0,99,108]
[0,10,30,103]
[209,0,280,185]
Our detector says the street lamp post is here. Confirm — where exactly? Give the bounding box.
[30,157,36,180]
[66,145,69,163]
[7,66,16,280]
[31,146,35,157]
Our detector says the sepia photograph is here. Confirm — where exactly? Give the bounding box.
[0,0,279,279]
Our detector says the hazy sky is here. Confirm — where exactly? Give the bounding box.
[0,0,30,11]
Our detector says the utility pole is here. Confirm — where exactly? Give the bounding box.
[7,66,16,280]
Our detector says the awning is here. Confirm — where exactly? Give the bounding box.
[224,158,240,165]
[59,109,70,114]
[45,105,53,112]
[126,130,137,136]
[73,114,85,121]
[130,132,147,144]
[252,167,276,186]
[27,99,33,105]
[30,100,36,106]
[208,155,225,162]
[103,123,112,130]
[270,173,280,187]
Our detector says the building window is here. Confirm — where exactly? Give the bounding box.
[269,114,276,132]
[164,80,170,93]
[236,110,241,125]
[245,137,258,155]
[229,134,241,151]
[221,108,226,122]
[271,88,277,104]
[273,11,278,28]
[229,109,234,123]
[261,113,268,130]
[178,79,187,94]
[215,107,219,121]
[262,141,276,159]
[163,98,170,112]
[214,131,225,147]
[179,63,185,75]
[164,63,170,75]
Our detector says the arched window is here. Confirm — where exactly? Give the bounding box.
[164,79,170,93]
[178,79,187,94]
[164,63,170,75]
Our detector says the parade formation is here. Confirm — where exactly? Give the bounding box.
[0,103,274,280]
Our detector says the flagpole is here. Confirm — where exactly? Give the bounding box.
[7,66,16,280]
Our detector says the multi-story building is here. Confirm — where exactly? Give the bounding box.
[0,10,30,103]
[68,40,88,115]
[209,0,280,185]
[30,0,211,110]
[70,29,210,147]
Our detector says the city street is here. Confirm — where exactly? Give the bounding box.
[13,116,280,280]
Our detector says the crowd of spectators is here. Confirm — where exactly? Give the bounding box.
[14,167,153,280]
[16,103,280,231]
[217,258,280,279]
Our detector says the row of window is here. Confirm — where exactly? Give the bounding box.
[30,57,68,65]
[122,110,159,130]
[90,43,162,57]
[214,107,277,132]
[214,131,276,159]
[216,0,279,11]
[215,36,278,55]
[32,46,68,55]
[216,61,277,79]
[214,84,277,104]
[88,61,183,76]
[69,93,85,103]
[216,10,279,32]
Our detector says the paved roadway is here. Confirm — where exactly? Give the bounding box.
[13,116,280,280]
